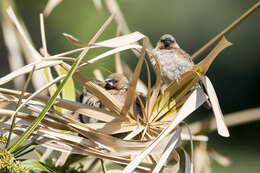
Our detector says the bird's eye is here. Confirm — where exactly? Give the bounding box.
[113,79,118,83]
[165,37,174,43]
[106,79,112,83]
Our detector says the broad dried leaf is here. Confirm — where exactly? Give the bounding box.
[123,88,207,173]
[79,44,142,69]
[94,32,145,48]
[0,87,122,122]
[7,7,48,90]
[194,36,232,75]
[201,76,229,137]
[0,60,62,85]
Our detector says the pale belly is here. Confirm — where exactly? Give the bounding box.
[152,50,194,84]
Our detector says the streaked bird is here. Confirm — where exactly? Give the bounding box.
[151,34,194,84]
[151,34,211,108]
[79,73,129,123]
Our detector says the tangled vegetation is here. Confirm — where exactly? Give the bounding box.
[0,0,259,172]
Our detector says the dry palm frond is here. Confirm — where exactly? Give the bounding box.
[1,1,260,173]
[0,18,228,173]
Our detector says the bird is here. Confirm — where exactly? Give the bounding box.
[150,34,194,85]
[150,34,211,108]
[79,73,129,123]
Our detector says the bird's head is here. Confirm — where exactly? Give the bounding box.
[156,34,180,50]
[105,73,128,91]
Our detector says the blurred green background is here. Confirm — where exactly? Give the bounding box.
[0,0,260,172]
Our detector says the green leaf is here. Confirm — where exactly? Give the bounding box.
[12,143,37,158]
[8,57,81,153]
[21,159,56,173]
[58,66,76,102]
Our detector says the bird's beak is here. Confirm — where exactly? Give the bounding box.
[163,39,173,48]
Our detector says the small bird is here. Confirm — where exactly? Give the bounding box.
[151,34,211,108]
[151,34,194,84]
[79,73,129,123]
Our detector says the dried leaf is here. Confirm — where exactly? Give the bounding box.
[0,60,62,85]
[201,76,229,137]
[123,127,145,140]
[120,37,149,116]
[1,13,25,89]
[0,87,121,122]
[151,71,200,122]
[123,88,207,173]
[147,54,162,118]
[152,127,182,173]
[94,32,145,48]
[194,36,232,75]
[79,44,142,70]
[7,7,42,59]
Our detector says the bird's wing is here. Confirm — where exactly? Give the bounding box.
[91,79,106,88]
[177,48,193,62]
[108,89,127,103]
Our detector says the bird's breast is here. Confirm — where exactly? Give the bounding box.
[152,50,194,83]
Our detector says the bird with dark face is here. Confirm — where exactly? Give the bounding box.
[104,73,129,103]
[151,34,194,85]
[79,73,129,123]
[79,73,146,123]
[151,34,211,108]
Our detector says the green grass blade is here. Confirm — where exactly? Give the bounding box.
[21,159,56,173]
[8,57,81,153]
[12,143,37,158]
[58,66,76,102]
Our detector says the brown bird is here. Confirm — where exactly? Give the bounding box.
[79,73,146,123]
[151,34,194,84]
[151,34,211,108]
[79,73,129,123]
